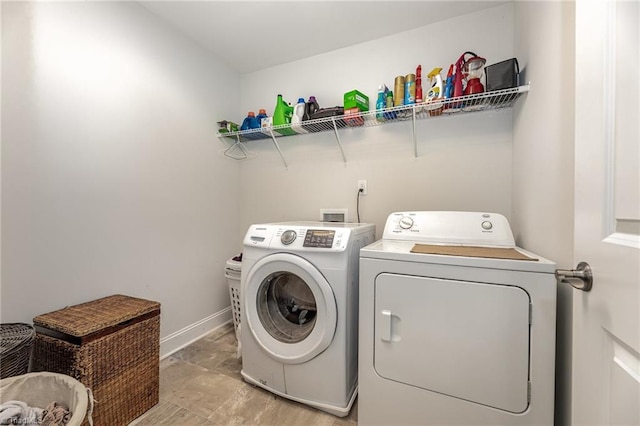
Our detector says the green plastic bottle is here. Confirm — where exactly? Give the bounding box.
[273,94,296,136]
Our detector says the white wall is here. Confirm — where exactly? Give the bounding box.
[1,1,241,355]
[237,4,516,238]
[512,2,575,425]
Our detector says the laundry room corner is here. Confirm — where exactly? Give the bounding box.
[1,1,243,358]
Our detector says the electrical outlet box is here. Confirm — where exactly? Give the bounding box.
[358,180,368,195]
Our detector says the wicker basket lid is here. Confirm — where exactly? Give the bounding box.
[33,294,160,337]
[0,323,35,355]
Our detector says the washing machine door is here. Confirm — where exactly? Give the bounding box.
[244,253,337,365]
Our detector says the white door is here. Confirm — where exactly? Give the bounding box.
[573,1,640,425]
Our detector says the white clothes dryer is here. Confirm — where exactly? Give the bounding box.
[241,221,375,417]
[359,211,557,425]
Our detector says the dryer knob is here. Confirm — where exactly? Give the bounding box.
[281,230,297,245]
[399,216,414,229]
[481,221,493,230]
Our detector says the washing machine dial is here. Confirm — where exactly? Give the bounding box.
[399,216,414,230]
[281,230,297,245]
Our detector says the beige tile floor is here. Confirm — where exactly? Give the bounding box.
[130,323,358,426]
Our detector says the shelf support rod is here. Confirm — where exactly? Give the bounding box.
[268,128,288,169]
[331,118,348,165]
[412,106,418,158]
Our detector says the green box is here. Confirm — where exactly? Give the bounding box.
[217,120,239,134]
[343,90,369,112]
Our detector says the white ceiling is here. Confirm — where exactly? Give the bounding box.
[139,1,507,74]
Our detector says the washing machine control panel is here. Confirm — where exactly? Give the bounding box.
[244,223,356,251]
[382,211,515,247]
[303,229,335,248]
[275,228,346,250]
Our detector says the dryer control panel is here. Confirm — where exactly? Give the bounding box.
[383,211,515,247]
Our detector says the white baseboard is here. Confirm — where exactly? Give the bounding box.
[159,307,233,359]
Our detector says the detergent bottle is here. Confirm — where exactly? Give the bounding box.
[256,109,269,127]
[273,94,296,136]
[240,111,260,131]
[291,98,308,133]
[273,94,293,126]
[303,96,320,121]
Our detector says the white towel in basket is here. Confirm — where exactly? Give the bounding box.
[0,400,43,425]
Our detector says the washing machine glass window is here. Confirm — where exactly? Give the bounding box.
[258,271,317,343]
[244,253,337,365]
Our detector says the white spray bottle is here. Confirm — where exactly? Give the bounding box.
[426,67,444,116]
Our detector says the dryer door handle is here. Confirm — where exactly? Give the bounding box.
[381,310,392,342]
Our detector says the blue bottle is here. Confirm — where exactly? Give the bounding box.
[255,109,268,127]
[444,64,455,102]
[376,85,387,122]
[240,111,260,130]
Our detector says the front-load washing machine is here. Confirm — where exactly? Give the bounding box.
[241,221,375,417]
[359,211,556,425]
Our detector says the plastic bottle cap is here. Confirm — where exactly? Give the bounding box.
[298,98,305,103]
[259,109,267,115]
[309,96,316,102]
[248,111,255,117]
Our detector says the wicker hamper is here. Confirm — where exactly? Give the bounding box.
[0,323,35,379]
[31,294,160,426]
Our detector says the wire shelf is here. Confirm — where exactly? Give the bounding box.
[219,85,528,141]
[218,84,529,166]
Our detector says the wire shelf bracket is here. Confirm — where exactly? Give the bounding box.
[331,117,348,165]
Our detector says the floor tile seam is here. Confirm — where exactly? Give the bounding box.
[159,393,216,424]
[164,371,242,420]
[158,360,212,396]
[178,356,217,373]
[127,399,183,425]
[204,381,272,425]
